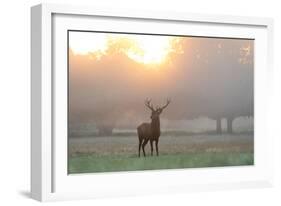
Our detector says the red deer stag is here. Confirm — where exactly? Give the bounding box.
[137,99,171,157]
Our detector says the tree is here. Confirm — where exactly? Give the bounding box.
[69,35,254,135]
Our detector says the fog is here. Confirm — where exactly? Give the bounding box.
[69,33,253,135]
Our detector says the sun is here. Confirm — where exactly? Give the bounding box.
[125,36,176,64]
[69,32,181,65]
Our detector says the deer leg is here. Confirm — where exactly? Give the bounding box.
[150,140,153,156]
[155,140,159,156]
[142,139,149,157]
[138,139,143,157]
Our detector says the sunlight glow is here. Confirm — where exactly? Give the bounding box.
[239,44,252,65]
[125,36,175,64]
[69,32,108,56]
[69,32,180,65]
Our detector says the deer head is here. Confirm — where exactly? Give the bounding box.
[145,99,171,120]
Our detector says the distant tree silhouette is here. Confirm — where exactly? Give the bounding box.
[69,35,253,135]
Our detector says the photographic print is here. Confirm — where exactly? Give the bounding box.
[68,31,254,174]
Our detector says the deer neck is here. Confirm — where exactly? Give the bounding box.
[151,117,160,136]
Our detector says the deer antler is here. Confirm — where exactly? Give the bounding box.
[159,99,171,111]
[145,99,155,111]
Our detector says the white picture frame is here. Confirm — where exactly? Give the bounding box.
[31,3,274,202]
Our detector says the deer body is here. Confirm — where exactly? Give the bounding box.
[137,99,170,157]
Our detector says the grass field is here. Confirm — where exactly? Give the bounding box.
[68,133,254,174]
[69,152,253,173]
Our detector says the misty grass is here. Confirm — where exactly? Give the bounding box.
[68,152,254,174]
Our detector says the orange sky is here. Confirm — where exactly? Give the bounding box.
[69,32,184,66]
[68,31,254,125]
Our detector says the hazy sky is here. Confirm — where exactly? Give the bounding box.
[68,31,254,126]
[69,32,183,65]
